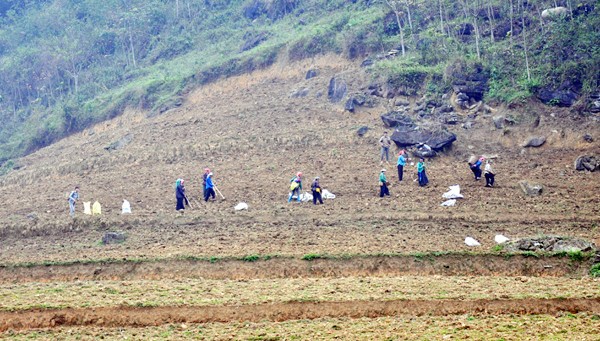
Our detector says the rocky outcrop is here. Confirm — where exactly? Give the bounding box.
[381,111,415,128]
[574,155,599,172]
[504,236,596,253]
[391,127,456,150]
[537,82,579,107]
[448,61,489,106]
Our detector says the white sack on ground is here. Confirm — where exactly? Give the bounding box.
[443,185,464,199]
[322,189,336,199]
[441,199,457,207]
[465,237,481,247]
[83,202,92,215]
[122,200,131,214]
[234,202,249,211]
[299,192,313,202]
[494,235,510,244]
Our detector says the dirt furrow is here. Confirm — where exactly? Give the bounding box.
[1,298,599,332]
[0,255,593,284]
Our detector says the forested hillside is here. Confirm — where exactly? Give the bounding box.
[0,0,598,168]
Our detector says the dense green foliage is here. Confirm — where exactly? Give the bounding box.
[0,0,598,165]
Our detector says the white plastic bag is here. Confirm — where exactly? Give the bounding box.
[442,185,464,199]
[464,237,481,247]
[92,201,102,215]
[83,202,92,215]
[234,202,249,211]
[441,199,456,207]
[122,200,131,214]
[494,235,509,244]
[322,189,336,199]
[299,192,313,202]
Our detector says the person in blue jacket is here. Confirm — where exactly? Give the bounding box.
[417,158,428,187]
[397,150,407,181]
[469,156,484,180]
[175,179,189,210]
[204,172,216,201]
[68,186,79,217]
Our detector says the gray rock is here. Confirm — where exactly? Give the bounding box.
[102,232,127,245]
[583,134,593,143]
[574,155,599,172]
[305,69,318,80]
[504,236,596,253]
[518,181,543,196]
[357,126,369,137]
[381,111,415,128]
[327,77,347,103]
[360,58,374,67]
[394,99,410,107]
[493,115,505,129]
[522,136,546,148]
[344,98,355,112]
[442,112,461,125]
[105,133,134,152]
[290,88,309,98]
[391,127,456,150]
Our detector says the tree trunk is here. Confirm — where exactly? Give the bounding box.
[384,0,406,57]
[521,2,531,81]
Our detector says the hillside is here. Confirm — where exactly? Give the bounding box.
[0,55,598,263]
[0,0,599,166]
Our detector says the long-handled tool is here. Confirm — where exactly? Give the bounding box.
[184,195,194,209]
[213,185,225,200]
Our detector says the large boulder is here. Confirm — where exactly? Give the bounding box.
[391,127,456,150]
[522,136,546,148]
[327,77,347,103]
[504,236,596,253]
[537,83,579,107]
[381,111,415,128]
[518,180,543,196]
[574,155,599,172]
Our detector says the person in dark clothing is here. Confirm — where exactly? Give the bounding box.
[397,150,407,181]
[311,177,323,205]
[484,160,495,187]
[379,169,390,197]
[202,168,210,199]
[175,179,189,210]
[469,157,484,180]
[204,172,216,201]
[417,158,428,187]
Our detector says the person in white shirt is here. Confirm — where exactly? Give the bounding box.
[484,160,495,187]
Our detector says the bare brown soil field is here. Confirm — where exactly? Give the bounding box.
[3,314,600,340]
[2,276,598,311]
[1,55,599,337]
[1,298,600,332]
